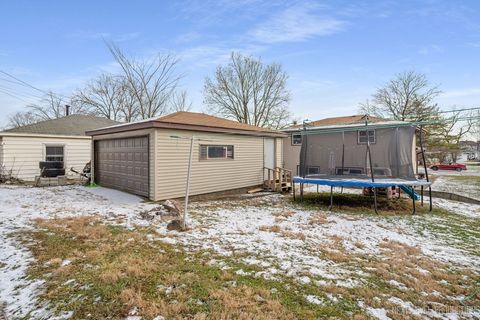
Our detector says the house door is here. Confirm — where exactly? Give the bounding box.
[264,138,275,170]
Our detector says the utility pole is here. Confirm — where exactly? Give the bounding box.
[169,135,213,230]
[183,136,194,230]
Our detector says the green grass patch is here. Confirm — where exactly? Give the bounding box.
[447,175,480,185]
[406,209,480,257]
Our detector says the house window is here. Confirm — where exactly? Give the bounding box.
[292,134,302,145]
[357,130,375,144]
[200,145,234,160]
[307,166,320,175]
[45,146,64,162]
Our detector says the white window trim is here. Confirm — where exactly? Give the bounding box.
[43,143,66,162]
[291,134,302,146]
[357,130,376,144]
[200,145,234,160]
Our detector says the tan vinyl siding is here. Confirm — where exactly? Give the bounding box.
[151,129,158,200]
[275,138,282,168]
[283,135,301,175]
[1,135,91,181]
[0,137,4,167]
[155,129,264,200]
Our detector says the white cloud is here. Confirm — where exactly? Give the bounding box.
[250,4,345,44]
[441,87,480,98]
[418,44,444,55]
[66,31,140,42]
[466,42,480,48]
[177,44,265,69]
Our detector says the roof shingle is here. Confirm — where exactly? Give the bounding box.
[156,112,279,134]
[289,115,385,129]
[3,114,121,136]
[86,111,284,137]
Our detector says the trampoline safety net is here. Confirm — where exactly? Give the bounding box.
[299,126,416,181]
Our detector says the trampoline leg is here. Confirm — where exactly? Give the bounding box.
[317,184,319,193]
[328,186,333,211]
[421,186,424,207]
[428,186,432,212]
[341,186,344,194]
[300,183,304,201]
[373,188,378,214]
[293,181,296,201]
[412,195,416,215]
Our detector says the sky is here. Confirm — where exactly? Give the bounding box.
[1,0,480,128]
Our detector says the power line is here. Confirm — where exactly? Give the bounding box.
[0,87,35,104]
[439,107,480,113]
[0,70,71,100]
[0,84,44,100]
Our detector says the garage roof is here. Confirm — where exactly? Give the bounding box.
[3,114,121,136]
[86,111,286,137]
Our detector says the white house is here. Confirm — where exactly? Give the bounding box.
[0,115,119,181]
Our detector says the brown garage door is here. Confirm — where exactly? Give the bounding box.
[95,136,149,197]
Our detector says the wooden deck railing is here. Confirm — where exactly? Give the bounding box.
[264,167,292,192]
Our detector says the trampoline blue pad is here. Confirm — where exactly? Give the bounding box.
[293,176,431,188]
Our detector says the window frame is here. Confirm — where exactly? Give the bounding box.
[291,133,302,146]
[307,166,320,175]
[44,144,65,162]
[357,130,376,144]
[199,145,234,161]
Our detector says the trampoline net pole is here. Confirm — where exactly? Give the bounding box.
[418,125,432,212]
[341,132,345,175]
[299,122,308,178]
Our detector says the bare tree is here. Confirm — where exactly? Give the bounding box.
[170,90,192,112]
[6,91,88,129]
[73,73,127,121]
[471,110,480,143]
[360,71,441,122]
[116,79,139,122]
[7,111,38,128]
[429,110,475,162]
[27,92,70,120]
[204,52,291,129]
[106,42,182,119]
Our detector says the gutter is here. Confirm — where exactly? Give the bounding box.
[0,132,91,139]
[86,121,287,138]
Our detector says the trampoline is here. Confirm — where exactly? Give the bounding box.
[293,116,432,214]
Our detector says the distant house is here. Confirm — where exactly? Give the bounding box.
[86,111,286,200]
[0,115,120,181]
[282,115,417,176]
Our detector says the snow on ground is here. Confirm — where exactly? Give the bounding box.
[302,183,362,195]
[155,195,479,284]
[431,174,480,202]
[0,185,156,319]
[0,184,479,319]
[433,197,480,218]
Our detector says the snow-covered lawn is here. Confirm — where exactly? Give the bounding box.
[431,174,480,201]
[0,184,479,319]
[0,185,156,318]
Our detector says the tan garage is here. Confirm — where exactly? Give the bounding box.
[86,112,286,201]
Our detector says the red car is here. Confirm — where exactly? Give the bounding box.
[430,163,467,172]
